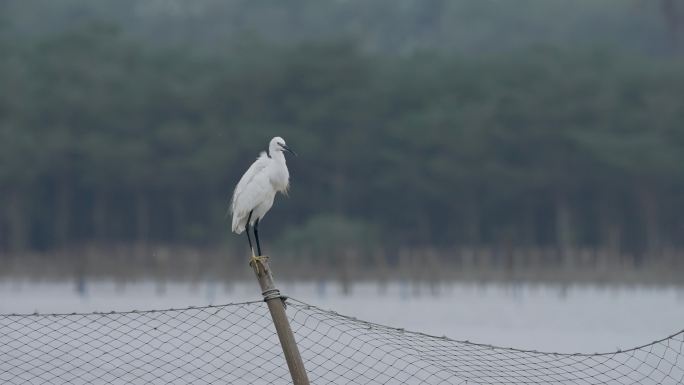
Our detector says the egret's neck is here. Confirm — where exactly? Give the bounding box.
[271,150,286,164]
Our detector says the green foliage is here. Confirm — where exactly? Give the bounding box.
[0,5,683,256]
[276,214,377,257]
[0,0,674,55]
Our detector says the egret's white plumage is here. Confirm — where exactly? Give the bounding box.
[230,137,293,237]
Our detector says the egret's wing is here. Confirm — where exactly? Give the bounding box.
[230,152,271,232]
[231,151,269,213]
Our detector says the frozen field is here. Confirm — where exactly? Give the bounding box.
[0,279,682,354]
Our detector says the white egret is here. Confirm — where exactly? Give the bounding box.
[230,136,296,268]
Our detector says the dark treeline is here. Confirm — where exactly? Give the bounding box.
[2,0,683,56]
[1,1,684,269]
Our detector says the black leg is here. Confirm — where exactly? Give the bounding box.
[245,210,254,254]
[254,218,262,256]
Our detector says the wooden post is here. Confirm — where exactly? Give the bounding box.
[251,257,310,385]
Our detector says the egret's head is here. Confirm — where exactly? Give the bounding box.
[269,136,297,157]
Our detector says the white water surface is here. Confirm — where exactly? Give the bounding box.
[0,279,682,353]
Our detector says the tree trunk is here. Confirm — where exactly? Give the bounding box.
[521,196,537,247]
[554,190,574,261]
[332,167,345,214]
[136,191,150,245]
[598,192,622,258]
[7,188,28,254]
[93,189,108,242]
[637,185,660,258]
[0,191,4,254]
[171,195,185,241]
[54,178,71,249]
[464,194,481,246]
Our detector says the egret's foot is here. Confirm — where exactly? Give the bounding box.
[249,255,269,274]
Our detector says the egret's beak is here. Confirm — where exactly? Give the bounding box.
[281,144,297,156]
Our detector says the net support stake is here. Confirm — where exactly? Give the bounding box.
[251,257,310,385]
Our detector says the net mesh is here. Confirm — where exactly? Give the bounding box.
[0,298,682,384]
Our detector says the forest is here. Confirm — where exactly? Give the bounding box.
[0,0,683,278]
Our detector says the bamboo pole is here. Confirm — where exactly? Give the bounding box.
[251,257,310,385]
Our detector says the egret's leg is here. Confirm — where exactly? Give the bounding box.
[250,218,268,273]
[245,210,255,257]
[246,211,267,273]
[254,218,263,256]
